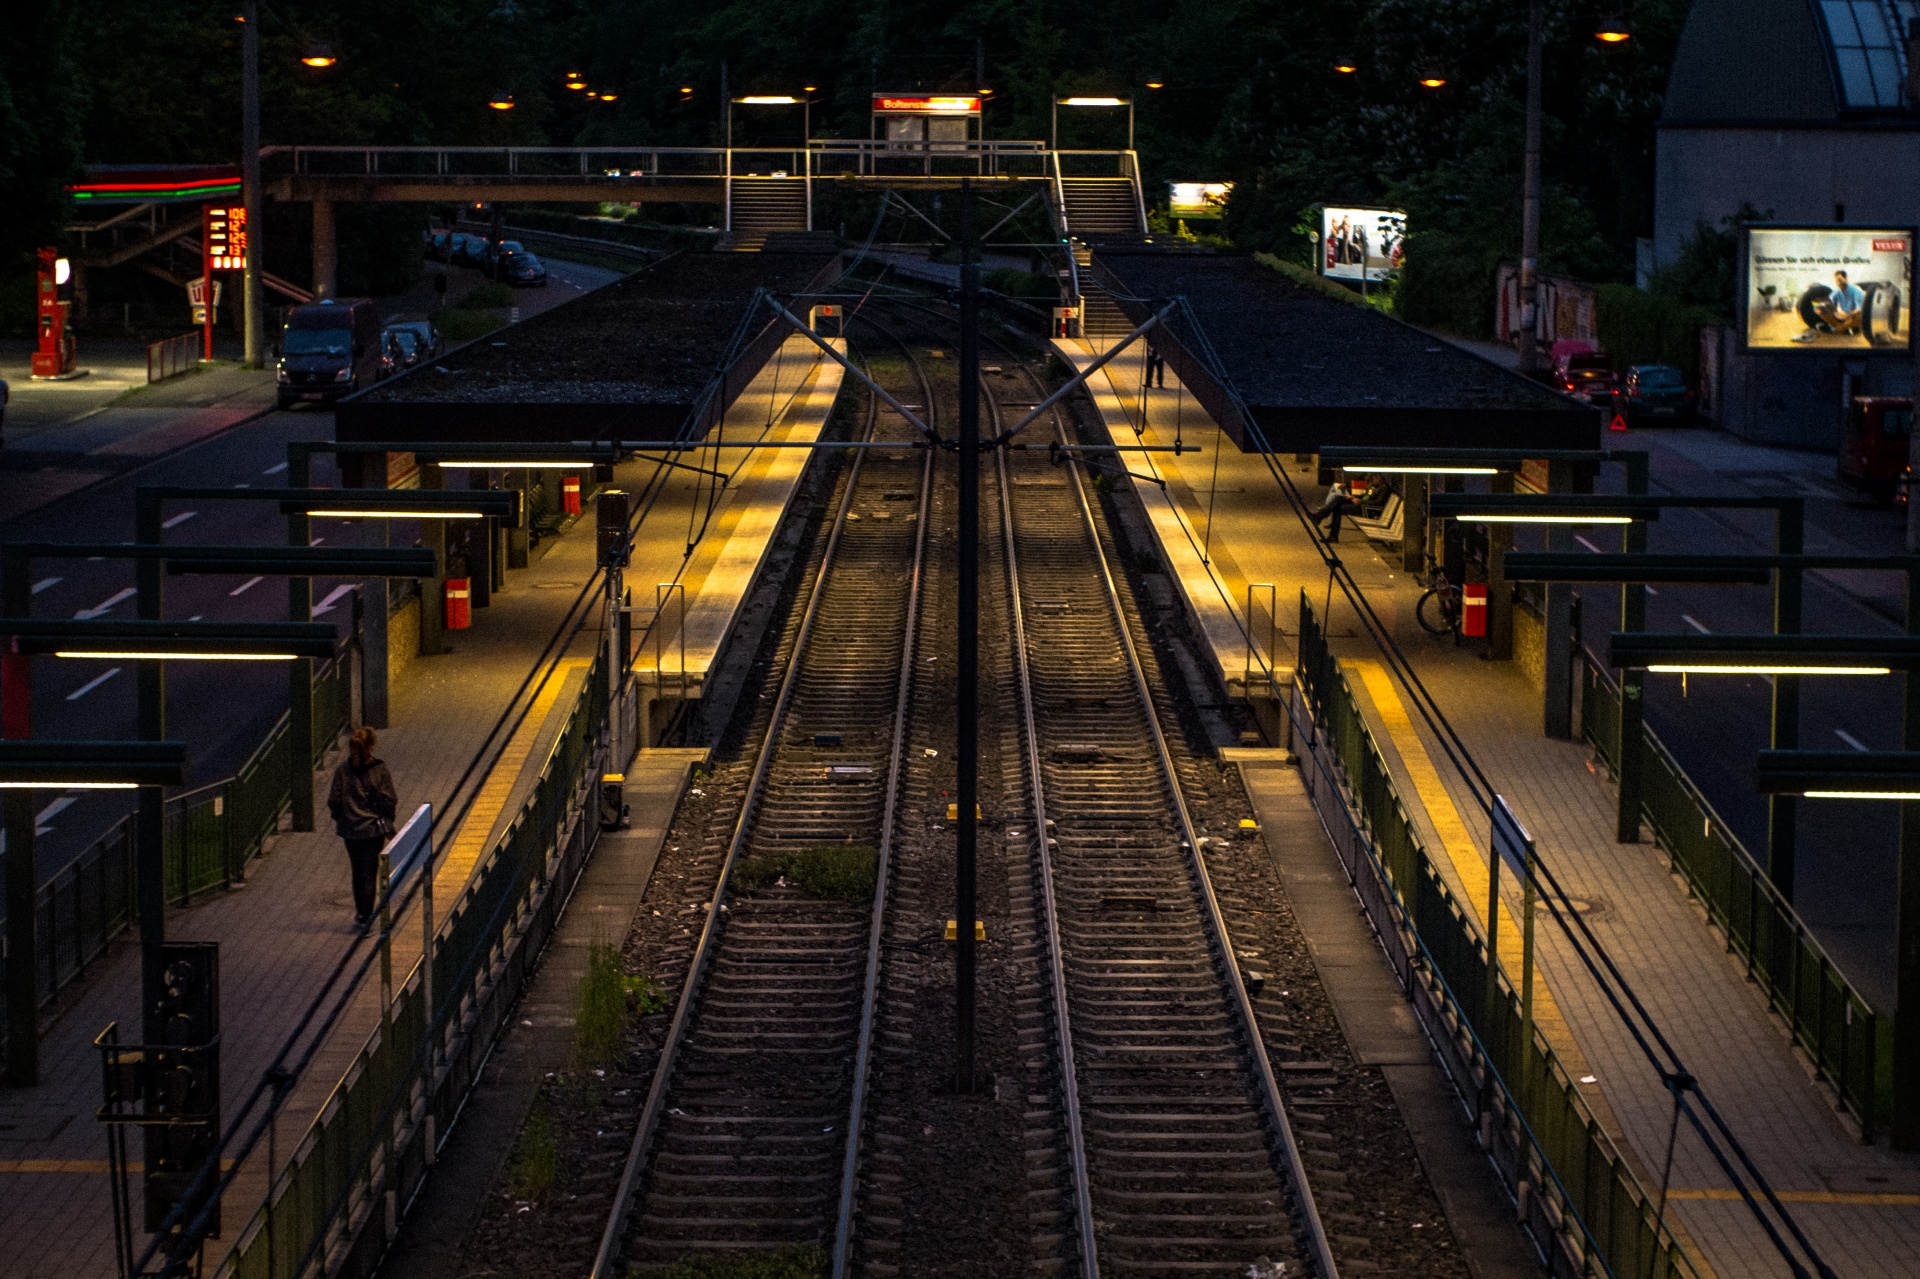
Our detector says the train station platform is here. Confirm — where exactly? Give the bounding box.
[1056,336,1920,1279]
[0,337,842,1279]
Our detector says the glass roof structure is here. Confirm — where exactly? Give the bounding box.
[1819,0,1918,109]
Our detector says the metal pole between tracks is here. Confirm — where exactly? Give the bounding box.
[955,179,980,1094]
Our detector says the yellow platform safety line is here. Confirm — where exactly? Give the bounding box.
[1667,1188,1920,1207]
[1349,659,1585,1068]
[0,1160,236,1174]
[434,658,591,896]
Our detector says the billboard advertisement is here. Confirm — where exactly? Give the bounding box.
[1322,206,1405,280]
[1169,182,1231,219]
[1745,226,1911,351]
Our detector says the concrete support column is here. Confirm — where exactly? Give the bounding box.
[1543,460,1574,737]
[468,470,492,609]
[1401,475,1428,574]
[419,463,446,657]
[312,200,338,300]
[507,469,531,569]
[1487,471,1514,660]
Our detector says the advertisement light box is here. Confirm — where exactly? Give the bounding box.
[1322,206,1406,281]
[1745,226,1911,351]
[1169,183,1231,219]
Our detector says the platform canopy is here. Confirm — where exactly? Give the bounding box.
[1092,251,1597,455]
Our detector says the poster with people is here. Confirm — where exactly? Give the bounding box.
[1170,182,1232,219]
[1745,226,1912,350]
[1322,206,1407,281]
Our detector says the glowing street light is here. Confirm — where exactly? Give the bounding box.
[1333,59,1359,75]
[301,42,337,68]
[1053,95,1135,149]
[565,72,588,90]
[1419,72,1449,89]
[1594,15,1633,43]
[489,89,515,110]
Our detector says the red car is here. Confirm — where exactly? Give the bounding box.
[1558,364,1620,406]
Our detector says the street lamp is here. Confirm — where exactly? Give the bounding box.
[1418,69,1449,89]
[300,42,336,68]
[565,71,588,90]
[1332,59,1359,76]
[1593,14,1634,43]
[489,89,516,110]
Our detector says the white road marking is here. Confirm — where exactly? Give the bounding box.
[75,588,136,619]
[311,584,356,617]
[1682,614,1710,633]
[229,575,265,597]
[264,462,288,475]
[31,577,61,595]
[310,536,325,546]
[161,511,198,529]
[1574,534,1606,554]
[36,797,75,830]
[66,668,122,701]
[1835,729,1870,751]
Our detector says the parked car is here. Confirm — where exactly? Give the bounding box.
[1621,364,1694,425]
[1557,364,1620,407]
[1838,394,1914,505]
[497,247,549,287]
[274,298,380,409]
[386,321,440,362]
[423,228,454,262]
[449,233,487,268]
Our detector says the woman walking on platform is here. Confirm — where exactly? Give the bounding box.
[328,727,398,928]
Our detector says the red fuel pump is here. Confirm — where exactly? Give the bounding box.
[31,247,76,379]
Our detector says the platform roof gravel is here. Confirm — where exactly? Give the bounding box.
[1094,250,1597,454]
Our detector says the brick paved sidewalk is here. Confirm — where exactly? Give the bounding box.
[1061,340,1920,1279]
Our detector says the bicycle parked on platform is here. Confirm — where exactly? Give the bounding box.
[1416,560,1464,645]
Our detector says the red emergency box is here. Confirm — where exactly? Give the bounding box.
[445,578,472,629]
[562,475,582,515]
[1461,582,1488,637]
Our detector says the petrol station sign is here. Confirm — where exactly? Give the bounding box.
[205,206,247,271]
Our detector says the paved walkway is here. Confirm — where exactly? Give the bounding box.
[0,336,846,1277]
[1061,338,1920,1279]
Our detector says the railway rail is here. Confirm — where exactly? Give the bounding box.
[589,336,935,1277]
[985,344,1338,1278]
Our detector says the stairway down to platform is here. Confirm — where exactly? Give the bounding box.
[1059,177,1145,238]
[726,178,810,251]
[1071,245,1132,342]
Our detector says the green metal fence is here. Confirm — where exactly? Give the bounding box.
[2,649,354,1060]
[1297,597,1695,1279]
[1579,656,1888,1131]
[219,654,609,1279]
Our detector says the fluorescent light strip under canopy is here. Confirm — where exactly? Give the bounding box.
[435,461,598,469]
[1341,465,1498,475]
[1465,514,1635,524]
[52,650,303,662]
[1805,791,1920,801]
[0,781,138,790]
[1060,97,1126,106]
[305,508,487,519]
[1647,664,1892,676]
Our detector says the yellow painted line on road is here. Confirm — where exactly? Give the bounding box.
[1668,1187,1920,1207]
[434,658,589,892]
[1349,659,1583,1061]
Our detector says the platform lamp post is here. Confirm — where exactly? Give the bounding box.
[136,488,511,833]
[1438,491,1806,868]
[4,742,187,1086]
[240,0,264,369]
[0,620,335,1052]
[1052,96,1133,151]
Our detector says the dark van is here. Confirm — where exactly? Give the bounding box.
[275,299,380,410]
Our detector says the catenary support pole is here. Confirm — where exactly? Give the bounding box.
[134,492,168,1043]
[1516,0,1544,371]
[241,0,265,369]
[955,181,980,1094]
[2,554,33,1085]
[1487,471,1514,660]
[287,446,316,832]
[1544,459,1575,737]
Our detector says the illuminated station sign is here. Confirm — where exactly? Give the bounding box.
[871,94,983,115]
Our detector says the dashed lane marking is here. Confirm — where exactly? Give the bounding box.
[75,587,135,619]
[311,583,356,617]
[230,576,264,597]
[160,510,197,529]
[30,577,61,595]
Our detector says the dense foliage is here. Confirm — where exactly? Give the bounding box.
[7,0,1696,332]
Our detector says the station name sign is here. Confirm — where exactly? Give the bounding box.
[872,94,981,115]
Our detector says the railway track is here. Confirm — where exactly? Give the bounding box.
[591,338,935,1276]
[985,351,1339,1278]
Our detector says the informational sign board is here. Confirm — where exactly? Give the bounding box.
[1492,794,1532,877]
[1321,205,1406,280]
[1744,225,1911,351]
[1169,182,1232,219]
[186,276,224,325]
[871,94,981,115]
[205,206,247,271]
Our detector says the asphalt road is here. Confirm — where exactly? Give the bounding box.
[2,255,624,882]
